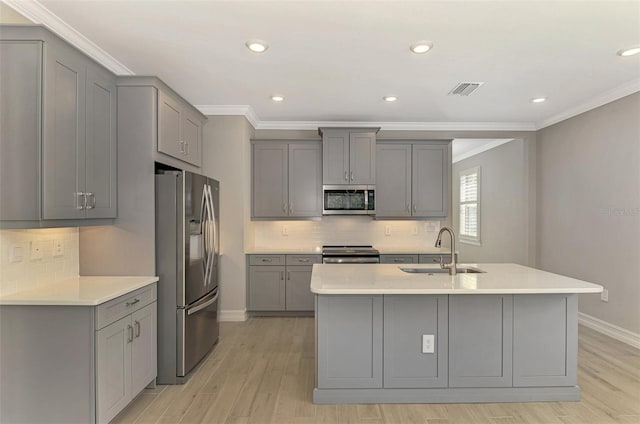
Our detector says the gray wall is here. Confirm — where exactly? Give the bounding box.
[536,92,640,334]
[452,139,528,264]
[202,116,254,317]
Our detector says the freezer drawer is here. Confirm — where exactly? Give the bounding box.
[177,289,219,377]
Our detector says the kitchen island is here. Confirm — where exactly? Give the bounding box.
[310,263,602,404]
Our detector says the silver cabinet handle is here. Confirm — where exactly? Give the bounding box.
[179,140,185,154]
[76,192,85,210]
[280,271,284,280]
[261,258,272,263]
[134,320,141,338]
[126,298,140,307]
[413,204,417,212]
[289,203,293,214]
[85,192,94,209]
[127,324,134,343]
[299,258,310,263]
[344,171,348,181]
[184,141,189,155]
[406,204,410,213]
[283,203,287,213]
[287,271,291,280]
[350,171,354,181]
[393,258,404,263]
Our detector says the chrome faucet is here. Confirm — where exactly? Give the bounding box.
[434,226,457,275]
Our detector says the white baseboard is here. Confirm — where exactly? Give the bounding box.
[578,312,640,349]
[219,309,247,322]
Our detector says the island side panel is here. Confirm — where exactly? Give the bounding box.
[316,294,383,389]
[449,295,514,388]
[0,305,95,423]
[383,295,448,388]
[513,294,578,387]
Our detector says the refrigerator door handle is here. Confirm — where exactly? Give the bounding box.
[199,185,209,284]
[203,184,214,286]
[187,290,219,316]
[207,184,219,257]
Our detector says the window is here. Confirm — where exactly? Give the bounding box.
[459,166,481,245]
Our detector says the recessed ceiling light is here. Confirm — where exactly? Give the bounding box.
[271,95,284,102]
[617,46,640,57]
[531,97,547,103]
[246,39,269,53]
[383,96,398,102]
[410,41,433,54]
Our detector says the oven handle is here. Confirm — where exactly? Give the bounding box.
[187,290,219,316]
[322,257,380,264]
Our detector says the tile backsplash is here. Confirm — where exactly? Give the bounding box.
[0,228,79,295]
[250,217,441,250]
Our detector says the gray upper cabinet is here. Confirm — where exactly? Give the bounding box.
[320,128,378,185]
[376,141,450,219]
[0,25,117,227]
[252,141,322,219]
[158,89,202,167]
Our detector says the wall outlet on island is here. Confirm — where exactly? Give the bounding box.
[601,288,609,302]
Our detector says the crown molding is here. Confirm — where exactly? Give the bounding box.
[196,105,260,128]
[2,0,133,75]
[535,78,640,130]
[452,138,515,163]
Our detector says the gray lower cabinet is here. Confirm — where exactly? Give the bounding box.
[1,25,117,227]
[247,254,320,311]
[384,295,448,388]
[316,294,383,388]
[0,284,157,424]
[448,295,513,387]
[513,294,578,387]
[419,254,454,264]
[376,141,449,219]
[252,141,322,218]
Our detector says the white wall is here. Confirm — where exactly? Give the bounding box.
[0,228,79,295]
[452,139,529,264]
[202,115,253,320]
[537,92,640,334]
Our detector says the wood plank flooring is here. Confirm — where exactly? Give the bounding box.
[113,318,640,424]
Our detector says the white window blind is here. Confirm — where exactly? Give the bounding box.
[459,167,481,245]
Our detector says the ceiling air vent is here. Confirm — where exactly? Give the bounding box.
[448,82,484,96]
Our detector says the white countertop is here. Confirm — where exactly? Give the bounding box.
[310,263,603,295]
[0,276,159,306]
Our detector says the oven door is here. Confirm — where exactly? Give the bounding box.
[323,256,380,264]
[177,288,219,377]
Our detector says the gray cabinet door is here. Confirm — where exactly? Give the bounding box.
[248,265,286,310]
[96,315,132,424]
[158,90,183,160]
[412,144,449,218]
[289,142,322,217]
[181,108,203,167]
[43,41,86,220]
[349,132,376,184]
[252,142,289,218]
[317,295,383,388]
[85,64,117,219]
[384,295,448,388]
[513,294,578,387]
[0,40,41,221]
[380,254,419,264]
[449,295,513,387]
[419,254,453,264]
[322,130,350,184]
[285,266,314,311]
[376,143,412,217]
[131,302,157,395]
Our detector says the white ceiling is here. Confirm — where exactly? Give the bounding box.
[6,0,640,129]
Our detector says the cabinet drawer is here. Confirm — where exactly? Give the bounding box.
[96,285,157,330]
[419,254,452,264]
[286,254,322,265]
[249,255,285,266]
[380,255,419,264]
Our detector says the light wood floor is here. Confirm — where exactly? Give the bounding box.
[113,318,640,424]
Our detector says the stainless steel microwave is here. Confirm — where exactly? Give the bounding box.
[322,185,375,215]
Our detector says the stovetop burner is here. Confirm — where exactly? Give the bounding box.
[321,245,380,263]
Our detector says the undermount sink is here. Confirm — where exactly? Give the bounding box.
[399,266,486,274]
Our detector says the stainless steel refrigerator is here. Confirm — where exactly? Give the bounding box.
[155,169,220,384]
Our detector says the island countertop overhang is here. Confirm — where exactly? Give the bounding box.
[310,263,603,295]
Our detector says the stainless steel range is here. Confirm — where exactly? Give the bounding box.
[322,245,380,264]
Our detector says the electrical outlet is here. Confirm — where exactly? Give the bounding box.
[601,288,609,302]
[9,244,24,263]
[282,225,289,236]
[384,225,391,236]
[426,221,438,232]
[422,334,435,353]
[30,241,43,260]
[53,239,64,257]
[412,225,418,235]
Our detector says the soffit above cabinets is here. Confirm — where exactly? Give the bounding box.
[7,0,640,130]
